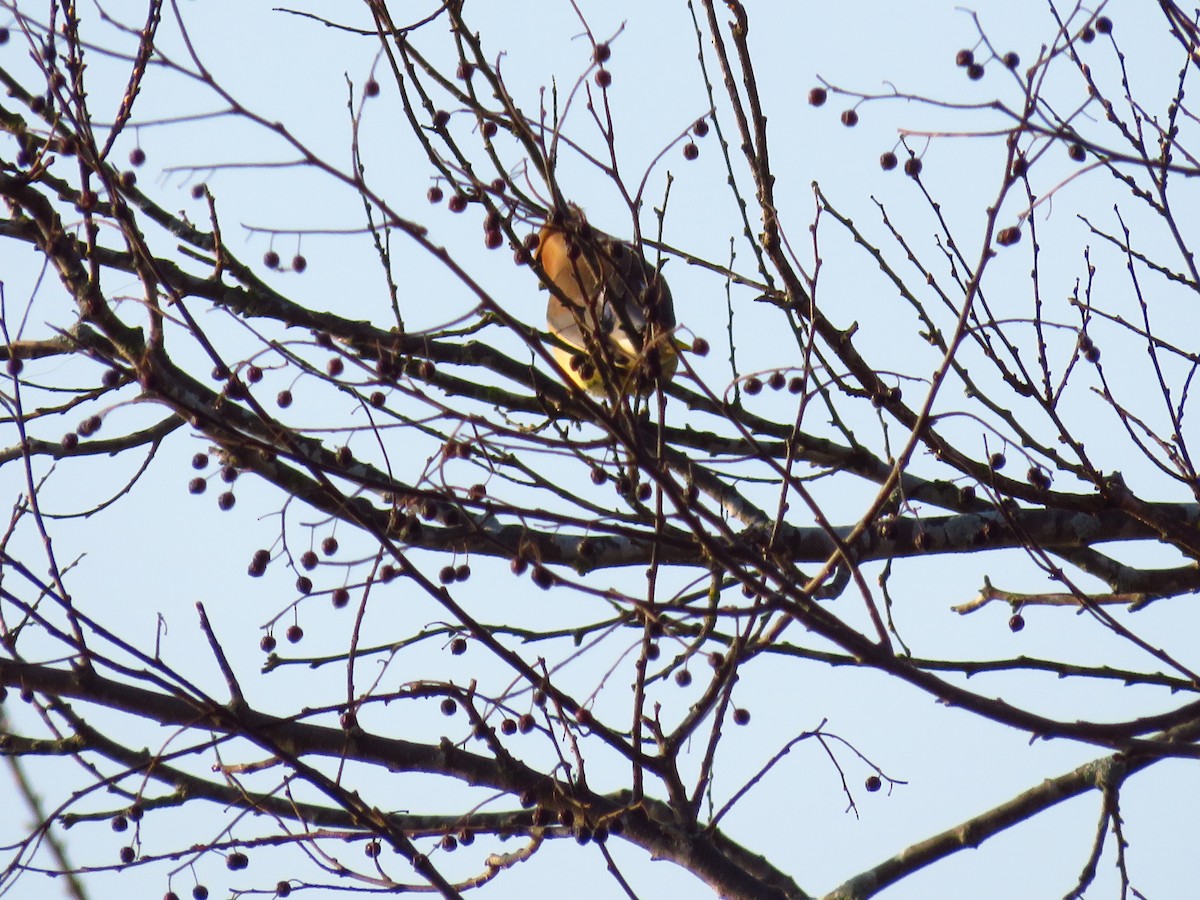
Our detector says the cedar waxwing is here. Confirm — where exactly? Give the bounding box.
[536,215,678,396]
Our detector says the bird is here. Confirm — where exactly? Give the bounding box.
[535,212,679,396]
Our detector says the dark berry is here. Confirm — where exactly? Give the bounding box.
[531,566,555,590]
[247,551,268,578]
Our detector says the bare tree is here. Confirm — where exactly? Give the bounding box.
[2,1,1200,898]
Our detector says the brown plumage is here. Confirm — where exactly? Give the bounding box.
[536,216,678,395]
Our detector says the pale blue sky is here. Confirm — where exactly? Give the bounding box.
[1,1,1197,898]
